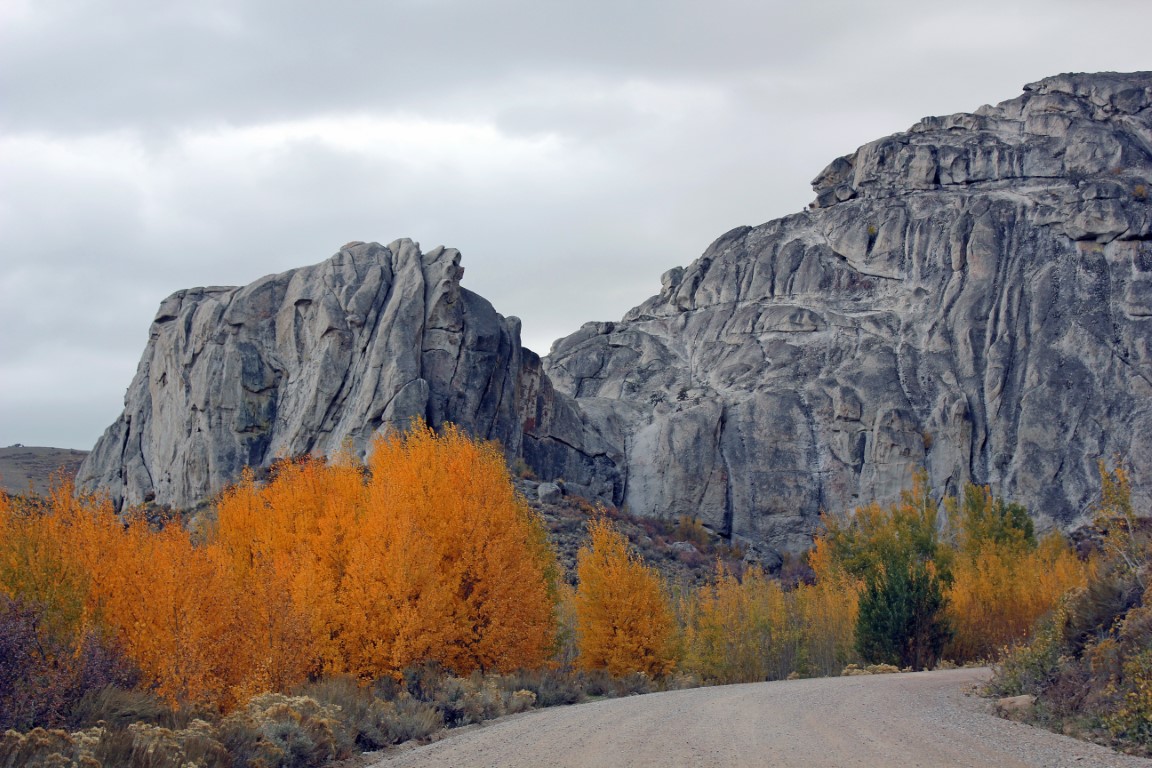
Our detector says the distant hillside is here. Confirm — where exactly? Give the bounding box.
[0,446,89,496]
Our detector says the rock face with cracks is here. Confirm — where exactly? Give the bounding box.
[81,72,1152,557]
[77,239,619,511]
[545,71,1152,552]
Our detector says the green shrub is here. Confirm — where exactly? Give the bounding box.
[381,695,442,744]
[988,610,1066,697]
[218,694,351,768]
[0,727,85,767]
[295,676,394,750]
[499,668,583,707]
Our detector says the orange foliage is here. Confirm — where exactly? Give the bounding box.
[575,517,676,678]
[0,483,245,707]
[0,422,558,710]
[340,423,557,677]
[212,456,364,687]
[947,532,1088,662]
[92,521,240,706]
[212,423,557,682]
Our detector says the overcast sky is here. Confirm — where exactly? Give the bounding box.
[2,0,1150,450]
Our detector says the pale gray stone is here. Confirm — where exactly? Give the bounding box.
[544,71,1152,554]
[537,482,563,504]
[77,239,610,510]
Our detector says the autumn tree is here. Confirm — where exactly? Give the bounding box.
[945,484,1087,661]
[575,517,676,678]
[211,455,364,690]
[683,564,793,683]
[798,538,861,675]
[340,422,558,677]
[1094,461,1150,588]
[821,472,952,670]
[86,519,240,707]
[0,485,92,644]
[212,422,559,683]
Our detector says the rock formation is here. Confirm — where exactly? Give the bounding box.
[545,71,1152,551]
[81,72,1152,557]
[77,240,617,510]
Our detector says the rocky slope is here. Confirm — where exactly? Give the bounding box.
[80,72,1152,557]
[545,72,1152,551]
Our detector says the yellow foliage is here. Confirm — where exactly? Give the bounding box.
[792,578,859,677]
[683,564,791,683]
[943,483,1088,665]
[575,517,676,678]
[0,483,94,642]
[1095,461,1150,589]
[947,532,1087,662]
[682,558,859,683]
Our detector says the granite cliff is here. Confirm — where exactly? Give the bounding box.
[80,72,1152,557]
[77,240,618,511]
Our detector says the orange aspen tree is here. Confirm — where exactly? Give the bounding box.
[214,422,557,682]
[83,518,241,708]
[575,517,676,678]
[212,456,365,684]
[340,423,557,677]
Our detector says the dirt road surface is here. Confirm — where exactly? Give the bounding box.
[369,668,1152,768]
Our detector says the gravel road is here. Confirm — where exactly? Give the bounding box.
[368,668,1152,768]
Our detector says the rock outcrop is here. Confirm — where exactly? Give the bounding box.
[77,240,618,510]
[545,72,1152,551]
[81,72,1152,558]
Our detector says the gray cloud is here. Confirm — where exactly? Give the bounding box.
[2,0,1150,449]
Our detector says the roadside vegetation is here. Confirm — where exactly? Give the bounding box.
[988,463,1152,756]
[0,421,1129,765]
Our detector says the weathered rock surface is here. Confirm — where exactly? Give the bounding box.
[77,240,617,510]
[544,72,1152,551]
[82,72,1152,558]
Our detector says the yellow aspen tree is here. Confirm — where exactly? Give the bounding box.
[947,533,1086,661]
[803,522,863,675]
[793,580,859,677]
[575,516,676,678]
[0,485,92,643]
[944,483,1088,662]
[683,564,792,683]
